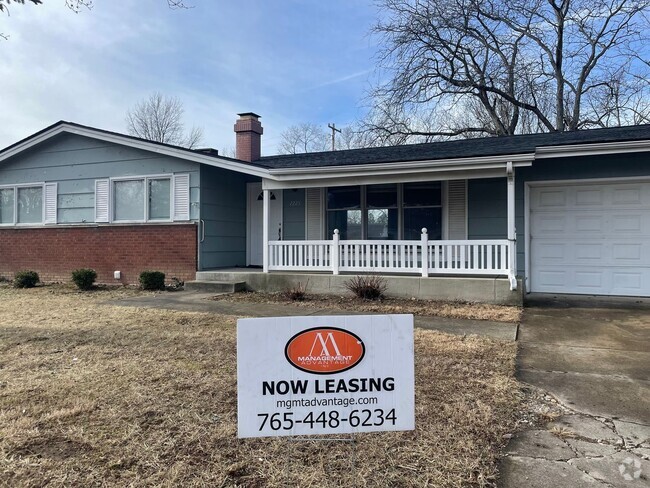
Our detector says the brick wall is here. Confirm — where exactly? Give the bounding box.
[0,224,197,285]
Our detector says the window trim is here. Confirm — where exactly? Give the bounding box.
[0,182,46,227]
[326,182,445,240]
[110,174,173,224]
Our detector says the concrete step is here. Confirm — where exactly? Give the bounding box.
[184,280,246,293]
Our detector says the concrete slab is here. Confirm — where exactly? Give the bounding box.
[519,307,650,352]
[195,269,522,304]
[504,430,576,461]
[518,343,650,379]
[568,451,649,487]
[614,420,650,448]
[526,293,650,310]
[499,456,602,488]
[517,305,650,424]
[500,304,650,487]
[520,369,650,424]
[564,438,618,458]
[634,447,650,460]
[548,415,620,443]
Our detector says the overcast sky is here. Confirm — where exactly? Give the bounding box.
[0,0,379,155]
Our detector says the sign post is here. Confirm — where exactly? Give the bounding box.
[237,314,415,438]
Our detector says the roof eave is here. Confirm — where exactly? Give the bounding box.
[0,123,272,178]
[266,152,534,177]
[535,139,650,158]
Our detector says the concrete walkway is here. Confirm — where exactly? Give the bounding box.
[107,291,518,341]
[500,298,650,487]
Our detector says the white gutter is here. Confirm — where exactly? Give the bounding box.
[535,139,650,158]
[267,152,533,176]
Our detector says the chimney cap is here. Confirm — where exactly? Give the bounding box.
[237,112,261,119]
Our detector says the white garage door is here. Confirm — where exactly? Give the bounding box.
[530,180,650,296]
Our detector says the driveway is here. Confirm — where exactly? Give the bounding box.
[500,296,650,487]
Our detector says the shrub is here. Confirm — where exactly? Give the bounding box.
[71,268,97,290]
[14,270,40,289]
[282,281,308,301]
[344,275,387,300]
[139,270,165,291]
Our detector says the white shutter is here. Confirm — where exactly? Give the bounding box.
[173,173,190,221]
[447,180,467,239]
[95,179,109,223]
[306,187,323,239]
[44,183,58,224]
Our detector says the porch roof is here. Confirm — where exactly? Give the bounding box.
[257,124,650,170]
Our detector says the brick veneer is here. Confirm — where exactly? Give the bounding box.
[0,224,197,285]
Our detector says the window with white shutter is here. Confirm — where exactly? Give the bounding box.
[95,179,109,222]
[172,173,190,221]
[44,183,57,224]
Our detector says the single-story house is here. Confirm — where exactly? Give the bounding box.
[1,113,649,304]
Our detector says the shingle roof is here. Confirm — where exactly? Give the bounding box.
[257,124,650,169]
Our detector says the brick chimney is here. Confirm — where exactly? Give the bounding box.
[234,112,263,162]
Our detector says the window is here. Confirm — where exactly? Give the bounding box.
[327,186,361,239]
[326,182,443,240]
[0,188,14,224]
[0,185,44,225]
[113,177,172,222]
[403,182,442,240]
[366,184,398,239]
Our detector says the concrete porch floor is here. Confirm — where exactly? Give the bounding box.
[193,268,523,305]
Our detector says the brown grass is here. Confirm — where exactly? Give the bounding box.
[0,285,522,487]
[213,292,522,323]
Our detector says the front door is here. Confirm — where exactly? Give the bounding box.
[248,182,282,266]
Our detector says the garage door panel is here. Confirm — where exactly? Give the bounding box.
[575,243,604,260]
[575,215,604,232]
[612,185,645,205]
[575,188,604,206]
[536,188,567,208]
[530,181,650,297]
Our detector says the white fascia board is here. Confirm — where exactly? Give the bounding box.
[0,124,272,179]
[267,153,533,176]
[263,167,511,190]
[535,139,650,158]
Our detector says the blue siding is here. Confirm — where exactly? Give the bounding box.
[199,165,257,269]
[467,178,507,240]
[0,133,200,223]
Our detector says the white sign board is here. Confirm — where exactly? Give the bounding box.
[237,314,414,438]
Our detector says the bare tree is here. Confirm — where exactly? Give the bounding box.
[126,92,203,149]
[278,123,330,154]
[277,122,371,154]
[366,0,650,143]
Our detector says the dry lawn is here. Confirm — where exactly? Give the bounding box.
[213,292,522,323]
[1,285,522,487]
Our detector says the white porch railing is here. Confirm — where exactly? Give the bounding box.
[268,228,513,279]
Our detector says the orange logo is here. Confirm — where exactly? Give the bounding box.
[285,327,365,374]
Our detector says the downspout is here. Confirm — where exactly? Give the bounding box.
[506,162,517,291]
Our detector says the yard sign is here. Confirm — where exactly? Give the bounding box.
[237,314,415,438]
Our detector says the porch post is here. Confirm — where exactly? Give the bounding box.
[262,187,270,273]
[421,228,429,277]
[506,162,517,290]
[332,229,340,275]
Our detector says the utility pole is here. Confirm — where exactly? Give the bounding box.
[328,123,341,151]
